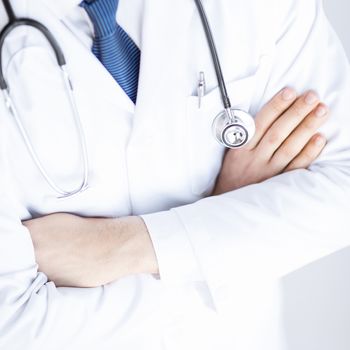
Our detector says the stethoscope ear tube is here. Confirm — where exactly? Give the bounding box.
[2,0,16,23]
[0,0,67,88]
[0,19,67,89]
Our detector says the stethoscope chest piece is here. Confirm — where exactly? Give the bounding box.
[212,108,255,149]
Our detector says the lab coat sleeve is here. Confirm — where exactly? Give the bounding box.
[142,0,350,310]
[0,186,163,349]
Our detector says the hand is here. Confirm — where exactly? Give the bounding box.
[24,214,158,288]
[213,88,328,195]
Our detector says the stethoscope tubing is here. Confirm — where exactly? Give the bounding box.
[194,0,256,148]
[0,20,66,89]
[0,0,89,198]
[193,0,231,110]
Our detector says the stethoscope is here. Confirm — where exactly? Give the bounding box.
[0,0,255,199]
[0,0,89,199]
[194,0,256,149]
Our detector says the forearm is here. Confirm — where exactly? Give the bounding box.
[1,216,162,349]
[25,214,159,288]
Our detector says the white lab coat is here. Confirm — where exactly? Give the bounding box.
[0,0,349,349]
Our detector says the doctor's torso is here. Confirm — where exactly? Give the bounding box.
[0,0,273,220]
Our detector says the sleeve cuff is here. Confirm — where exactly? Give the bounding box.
[141,210,203,284]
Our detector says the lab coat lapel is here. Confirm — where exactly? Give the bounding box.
[129,0,196,118]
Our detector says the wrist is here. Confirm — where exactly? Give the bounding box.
[111,216,159,278]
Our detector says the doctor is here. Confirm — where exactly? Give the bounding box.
[0,0,350,349]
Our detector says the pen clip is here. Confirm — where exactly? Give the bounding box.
[197,71,206,109]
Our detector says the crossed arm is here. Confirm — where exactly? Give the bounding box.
[24,87,329,288]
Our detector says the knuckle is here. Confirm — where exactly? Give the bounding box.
[290,104,305,119]
[300,151,314,164]
[269,99,283,114]
[314,136,327,148]
[266,131,281,145]
[301,118,317,131]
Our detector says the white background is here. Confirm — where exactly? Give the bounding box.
[324,0,350,58]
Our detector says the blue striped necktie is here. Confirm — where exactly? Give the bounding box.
[80,0,141,104]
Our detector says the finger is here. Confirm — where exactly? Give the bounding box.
[284,133,327,172]
[248,87,297,149]
[257,91,320,158]
[269,103,329,171]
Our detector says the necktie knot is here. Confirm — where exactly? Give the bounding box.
[80,0,119,37]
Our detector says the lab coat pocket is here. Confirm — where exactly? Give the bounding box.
[186,73,258,197]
